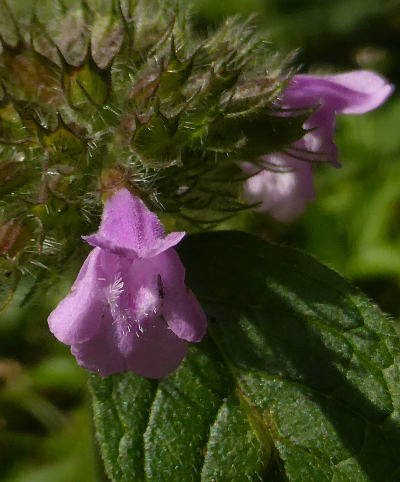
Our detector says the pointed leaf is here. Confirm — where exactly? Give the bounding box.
[90,231,400,481]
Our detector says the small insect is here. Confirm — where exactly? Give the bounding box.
[157,274,164,299]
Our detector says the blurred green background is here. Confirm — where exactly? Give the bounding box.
[1,1,399,480]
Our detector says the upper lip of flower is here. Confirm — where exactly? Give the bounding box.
[82,189,186,259]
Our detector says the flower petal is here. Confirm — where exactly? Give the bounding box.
[83,188,185,258]
[124,318,188,378]
[48,248,108,345]
[242,154,315,222]
[283,71,394,115]
[145,231,187,258]
[163,289,208,342]
[71,311,126,376]
[154,250,207,342]
[323,71,394,114]
[300,108,340,166]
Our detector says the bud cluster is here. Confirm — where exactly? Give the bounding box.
[0,0,305,308]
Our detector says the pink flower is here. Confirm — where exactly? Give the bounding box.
[242,70,394,222]
[48,189,207,378]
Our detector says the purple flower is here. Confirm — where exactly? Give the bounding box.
[48,189,207,378]
[242,70,394,222]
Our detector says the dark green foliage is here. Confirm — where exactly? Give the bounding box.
[90,231,400,481]
[0,0,305,307]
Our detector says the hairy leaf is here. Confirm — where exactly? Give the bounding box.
[91,230,400,481]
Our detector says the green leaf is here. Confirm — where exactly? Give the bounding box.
[90,230,400,481]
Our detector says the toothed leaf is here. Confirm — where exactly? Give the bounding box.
[90,231,400,481]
